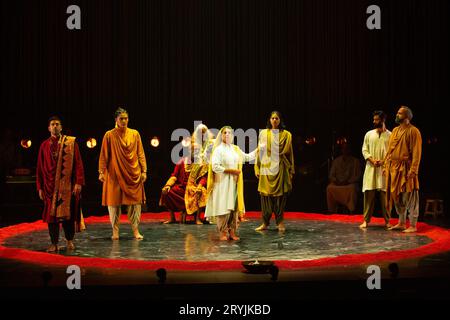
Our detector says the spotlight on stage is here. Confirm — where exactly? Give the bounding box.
[305,136,317,145]
[426,137,438,145]
[20,139,32,149]
[86,138,97,148]
[336,137,347,145]
[150,136,160,148]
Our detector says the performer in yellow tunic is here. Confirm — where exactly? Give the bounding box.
[385,106,422,233]
[184,124,214,224]
[99,108,147,240]
[255,111,295,232]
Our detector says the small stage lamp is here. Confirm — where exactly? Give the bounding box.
[86,138,97,148]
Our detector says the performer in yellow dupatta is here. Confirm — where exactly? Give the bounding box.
[184,124,214,224]
[255,111,295,232]
[204,126,257,241]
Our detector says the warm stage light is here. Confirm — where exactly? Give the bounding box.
[305,137,317,145]
[150,137,160,148]
[86,138,97,148]
[20,139,32,149]
[336,137,348,145]
[427,137,438,145]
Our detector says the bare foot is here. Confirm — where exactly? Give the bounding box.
[66,241,75,250]
[359,221,368,229]
[402,227,417,233]
[46,244,58,253]
[385,223,392,229]
[133,229,144,240]
[163,220,177,224]
[195,220,203,225]
[111,230,119,240]
[277,222,286,232]
[388,224,406,231]
[229,231,240,241]
[255,224,268,231]
[219,232,228,241]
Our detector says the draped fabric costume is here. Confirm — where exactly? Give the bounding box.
[184,132,213,217]
[326,155,362,213]
[205,130,256,233]
[254,129,294,226]
[99,128,147,230]
[185,162,208,215]
[384,124,422,227]
[361,129,391,224]
[36,135,85,244]
[159,158,191,212]
[99,128,147,206]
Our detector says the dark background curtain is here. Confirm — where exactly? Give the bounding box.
[1,0,448,215]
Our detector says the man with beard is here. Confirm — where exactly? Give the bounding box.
[385,106,422,233]
[36,116,85,252]
[359,111,391,229]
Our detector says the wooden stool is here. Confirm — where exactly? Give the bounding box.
[424,199,444,218]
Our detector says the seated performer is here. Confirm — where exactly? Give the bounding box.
[160,156,192,224]
[326,143,362,213]
[184,124,214,224]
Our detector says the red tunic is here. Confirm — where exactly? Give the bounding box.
[159,159,190,212]
[36,136,85,223]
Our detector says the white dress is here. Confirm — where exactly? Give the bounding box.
[205,143,256,218]
[361,129,391,192]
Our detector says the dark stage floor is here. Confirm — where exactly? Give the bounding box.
[1,212,450,303]
[3,219,432,261]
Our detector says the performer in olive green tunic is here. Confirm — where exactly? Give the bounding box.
[255,111,295,232]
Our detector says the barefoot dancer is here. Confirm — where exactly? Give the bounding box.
[204,126,257,241]
[385,106,422,233]
[36,116,85,252]
[360,111,391,229]
[254,111,294,232]
[99,108,147,240]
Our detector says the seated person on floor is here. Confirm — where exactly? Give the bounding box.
[326,143,362,214]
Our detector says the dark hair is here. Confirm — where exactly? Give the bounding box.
[400,106,413,120]
[48,116,62,126]
[115,107,128,119]
[373,110,386,121]
[266,110,286,130]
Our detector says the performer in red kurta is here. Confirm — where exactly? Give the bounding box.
[36,116,85,252]
[160,157,191,223]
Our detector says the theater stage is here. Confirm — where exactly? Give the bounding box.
[1,212,450,301]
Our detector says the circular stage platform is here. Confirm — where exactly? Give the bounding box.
[1,212,450,271]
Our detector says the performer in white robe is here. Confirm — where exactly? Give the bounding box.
[360,111,392,229]
[205,126,257,241]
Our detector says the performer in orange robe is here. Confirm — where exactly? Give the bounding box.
[385,106,422,233]
[99,108,147,240]
[36,116,85,252]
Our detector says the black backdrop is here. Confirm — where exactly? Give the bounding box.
[1,0,448,213]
